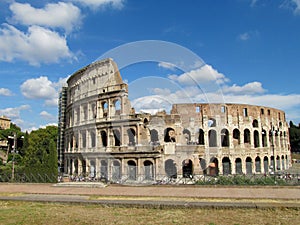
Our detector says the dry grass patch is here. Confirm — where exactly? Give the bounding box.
[0,201,299,225]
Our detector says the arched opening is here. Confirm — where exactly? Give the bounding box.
[221,129,229,147]
[113,129,121,146]
[270,156,275,173]
[255,156,261,173]
[74,159,78,175]
[127,160,137,180]
[114,99,121,115]
[235,158,243,175]
[246,157,252,175]
[165,159,177,178]
[244,129,251,146]
[209,157,219,176]
[164,128,176,142]
[112,160,121,181]
[102,102,108,117]
[82,160,86,175]
[127,128,136,146]
[100,130,107,147]
[276,155,281,170]
[281,155,285,170]
[81,131,86,148]
[222,157,231,175]
[262,129,267,147]
[144,160,154,180]
[90,160,96,178]
[100,160,108,180]
[263,156,269,174]
[183,129,191,144]
[252,119,259,128]
[208,130,217,147]
[233,129,240,146]
[90,131,96,148]
[254,130,260,148]
[182,159,193,178]
[208,118,216,127]
[198,129,205,145]
[199,158,207,175]
[150,129,159,144]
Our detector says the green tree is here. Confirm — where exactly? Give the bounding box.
[23,126,58,182]
[289,121,300,152]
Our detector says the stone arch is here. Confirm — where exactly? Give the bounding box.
[252,119,259,128]
[244,129,251,146]
[82,159,86,175]
[113,129,121,146]
[233,128,240,146]
[246,157,253,175]
[74,159,79,175]
[165,159,177,178]
[183,129,191,144]
[276,155,281,170]
[112,160,121,181]
[102,101,108,117]
[150,129,159,143]
[144,160,154,180]
[100,130,107,147]
[90,160,96,178]
[254,130,260,148]
[182,159,193,178]
[208,129,217,147]
[221,129,229,147]
[199,158,207,175]
[127,160,137,180]
[100,160,108,179]
[222,157,231,175]
[262,129,267,147]
[209,157,219,176]
[127,128,136,146]
[235,158,243,174]
[164,127,176,143]
[270,156,275,172]
[255,156,261,173]
[198,129,205,145]
[114,99,121,115]
[263,156,269,174]
[90,130,96,148]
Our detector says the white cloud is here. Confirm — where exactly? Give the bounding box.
[291,0,300,14]
[0,24,74,66]
[0,88,13,96]
[20,76,67,107]
[9,2,82,33]
[237,30,259,41]
[0,105,30,120]
[40,111,56,121]
[158,62,177,71]
[280,0,300,15]
[71,0,125,9]
[222,82,266,95]
[168,64,229,86]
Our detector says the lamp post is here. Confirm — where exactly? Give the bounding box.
[270,125,276,175]
[8,133,17,181]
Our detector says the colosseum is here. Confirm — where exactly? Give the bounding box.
[58,58,291,182]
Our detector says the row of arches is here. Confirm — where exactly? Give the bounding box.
[150,127,288,148]
[66,154,290,182]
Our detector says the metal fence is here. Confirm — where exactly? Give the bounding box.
[1,172,299,185]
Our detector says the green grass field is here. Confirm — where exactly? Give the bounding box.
[0,201,299,225]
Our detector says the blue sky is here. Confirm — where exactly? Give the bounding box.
[0,0,300,131]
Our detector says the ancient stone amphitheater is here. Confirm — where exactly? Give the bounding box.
[58,58,291,182]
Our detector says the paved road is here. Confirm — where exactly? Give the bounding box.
[0,183,299,208]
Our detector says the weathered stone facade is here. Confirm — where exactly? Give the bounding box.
[60,58,291,182]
